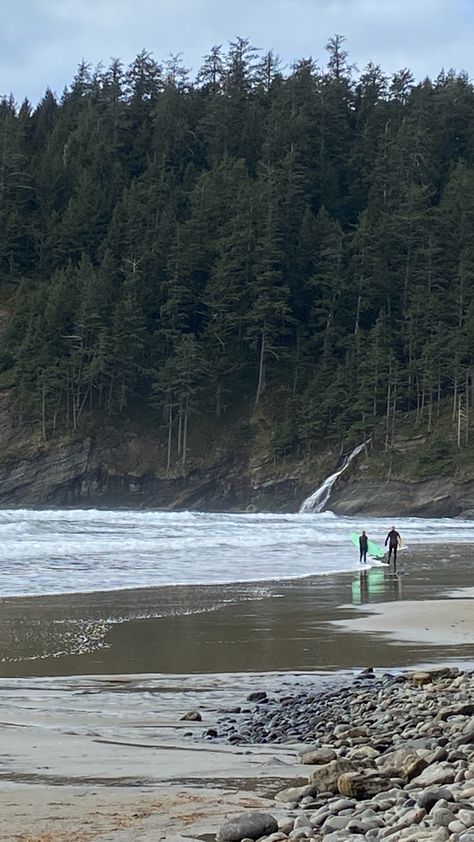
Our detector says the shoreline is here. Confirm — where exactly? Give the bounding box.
[3,666,474,840]
[1,544,474,838]
[1,543,474,677]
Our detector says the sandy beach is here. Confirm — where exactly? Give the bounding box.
[333,597,474,644]
[2,544,474,840]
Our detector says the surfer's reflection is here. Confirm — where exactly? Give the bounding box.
[351,568,402,605]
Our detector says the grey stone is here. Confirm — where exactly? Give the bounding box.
[293,815,313,829]
[417,787,455,810]
[379,748,428,781]
[435,703,474,722]
[321,814,351,833]
[328,797,356,813]
[180,710,202,721]
[410,763,456,787]
[346,819,372,833]
[300,747,337,765]
[247,691,267,702]
[309,807,330,826]
[459,808,474,828]
[450,819,471,833]
[431,806,456,826]
[430,830,450,842]
[278,818,295,835]
[275,784,317,803]
[216,812,279,842]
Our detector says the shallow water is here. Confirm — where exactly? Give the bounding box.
[0,508,474,597]
[1,544,474,676]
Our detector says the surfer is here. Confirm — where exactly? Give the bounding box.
[359,530,368,564]
[385,526,401,566]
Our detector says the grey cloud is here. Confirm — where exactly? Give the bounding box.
[0,0,472,103]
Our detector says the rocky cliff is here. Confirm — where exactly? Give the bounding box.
[1,387,473,516]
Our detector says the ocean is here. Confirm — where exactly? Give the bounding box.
[0,508,473,598]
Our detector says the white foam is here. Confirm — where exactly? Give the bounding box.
[0,509,471,598]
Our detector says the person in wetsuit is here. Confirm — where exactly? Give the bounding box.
[385,526,401,566]
[359,530,368,564]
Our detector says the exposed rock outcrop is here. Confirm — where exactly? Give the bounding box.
[2,383,474,514]
[329,477,474,518]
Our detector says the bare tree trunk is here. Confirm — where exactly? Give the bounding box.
[177,397,183,456]
[255,330,266,405]
[458,394,463,448]
[119,378,126,412]
[52,389,63,432]
[391,374,397,446]
[466,372,470,445]
[292,332,300,397]
[167,394,173,474]
[77,386,92,421]
[384,366,392,451]
[41,379,46,443]
[65,371,70,428]
[354,291,361,337]
[182,396,188,467]
[106,367,116,413]
[72,384,78,431]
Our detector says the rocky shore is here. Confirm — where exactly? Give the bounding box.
[210,667,474,842]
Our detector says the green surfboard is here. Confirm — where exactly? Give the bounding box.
[350,532,385,560]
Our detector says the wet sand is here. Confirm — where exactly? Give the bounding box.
[1,544,474,677]
[333,596,474,644]
[1,544,474,840]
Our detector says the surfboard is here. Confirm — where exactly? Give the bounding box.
[350,532,386,561]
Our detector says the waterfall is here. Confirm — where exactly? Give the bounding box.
[299,442,368,514]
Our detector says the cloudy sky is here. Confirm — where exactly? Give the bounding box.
[1,0,472,103]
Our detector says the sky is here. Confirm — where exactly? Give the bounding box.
[1,0,473,103]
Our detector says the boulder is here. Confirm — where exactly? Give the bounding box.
[308,758,357,793]
[379,747,428,781]
[337,770,391,799]
[409,672,433,685]
[417,787,456,811]
[410,763,456,787]
[300,747,337,765]
[216,811,278,842]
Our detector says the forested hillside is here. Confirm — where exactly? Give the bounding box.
[2,37,474,478]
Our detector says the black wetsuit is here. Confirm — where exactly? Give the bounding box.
[385,530,401,564]
[359,534,368,564]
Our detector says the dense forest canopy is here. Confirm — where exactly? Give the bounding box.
[1,37,474,466]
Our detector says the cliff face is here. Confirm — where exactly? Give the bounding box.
[0,433,302,512]
[0,391,303,511]
[329,478,474,518]
[1,389,474,516]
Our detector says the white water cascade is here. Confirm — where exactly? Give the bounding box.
[299,442,368,514]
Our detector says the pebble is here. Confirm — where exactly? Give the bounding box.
[213,668,474,842]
